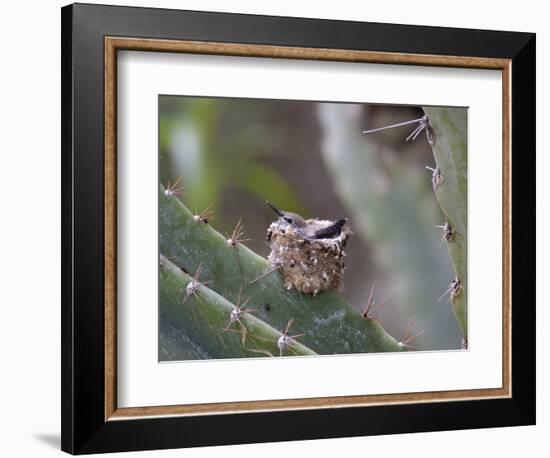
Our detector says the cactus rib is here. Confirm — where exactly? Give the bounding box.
[160,254,317,358]
[422,107,468,339]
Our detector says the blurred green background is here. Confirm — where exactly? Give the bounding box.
[159,95,464,351]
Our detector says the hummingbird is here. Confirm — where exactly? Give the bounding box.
[266,201,347,240]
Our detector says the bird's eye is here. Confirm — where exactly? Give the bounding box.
[284,217,293,224]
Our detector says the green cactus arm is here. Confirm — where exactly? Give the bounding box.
[423,107,468,339]
[160,317,213,360]
[160,255,317,359]
[160,185,402,354]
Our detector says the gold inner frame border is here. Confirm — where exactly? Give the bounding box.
[104,36,512,421]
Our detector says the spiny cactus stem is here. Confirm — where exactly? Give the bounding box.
[422,107,468,339]
[160,254,318,358]
[160,183,404,354]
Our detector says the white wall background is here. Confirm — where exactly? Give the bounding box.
[0,1,544,457]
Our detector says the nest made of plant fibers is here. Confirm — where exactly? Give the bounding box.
[267,219,352,295]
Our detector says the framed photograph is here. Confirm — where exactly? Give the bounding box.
[61,3,536,454]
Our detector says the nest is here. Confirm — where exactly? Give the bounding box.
[267,219,352,295]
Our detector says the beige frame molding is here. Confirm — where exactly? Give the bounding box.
[104,37,512,421]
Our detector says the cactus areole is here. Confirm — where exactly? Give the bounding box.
[266,206,352,295]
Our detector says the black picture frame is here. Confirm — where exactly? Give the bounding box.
[61,3,535,454]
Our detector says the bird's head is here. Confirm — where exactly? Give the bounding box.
[266,201,307,228]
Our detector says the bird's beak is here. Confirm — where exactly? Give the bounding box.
[266,201,284,217]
